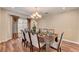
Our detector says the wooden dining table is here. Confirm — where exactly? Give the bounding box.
[38,33,58,51]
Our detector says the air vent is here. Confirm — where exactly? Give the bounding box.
[45,12,48,14]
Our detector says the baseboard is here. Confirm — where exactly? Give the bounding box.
[0,37,12,43]
[63,39,79,45]
[0,39,9,43]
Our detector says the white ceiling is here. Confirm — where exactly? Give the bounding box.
[3,7,79,17]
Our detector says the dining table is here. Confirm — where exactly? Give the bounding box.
[38,33,58,51]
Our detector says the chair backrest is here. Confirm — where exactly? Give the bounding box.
[25,31,30,43]
[21,30,26,40]
[58,32,64,48]
[29,32,40,48]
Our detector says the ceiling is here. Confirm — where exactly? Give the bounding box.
[3,7,79,18]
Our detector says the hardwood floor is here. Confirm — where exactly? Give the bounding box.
[0,38,79,52]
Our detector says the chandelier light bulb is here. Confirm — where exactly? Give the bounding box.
[30,8,42,19]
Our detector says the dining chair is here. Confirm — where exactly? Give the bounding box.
[23,31,33,51]
[25,31,30,43]
[49,32,64,52]
[29,32,46,52]
[21,30,27,47]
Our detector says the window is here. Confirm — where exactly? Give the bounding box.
[18,18,27,38]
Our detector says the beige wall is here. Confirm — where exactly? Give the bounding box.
[38,10,79,42]
[77,11,79,42]
[0,8,12,43]
[0,8,1,42]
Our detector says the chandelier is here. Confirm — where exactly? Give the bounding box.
[30,7,42,19]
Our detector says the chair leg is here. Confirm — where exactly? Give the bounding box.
[43,45,46,52]
[25,41,28,48]
[30,48,32,52]
[57,47,61,52]
[57,49,59,52]
[30,45,33,52]
[22,40,27,47]
[23,41,26,47]
[22,39,25,46]
[60,47,61,52]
